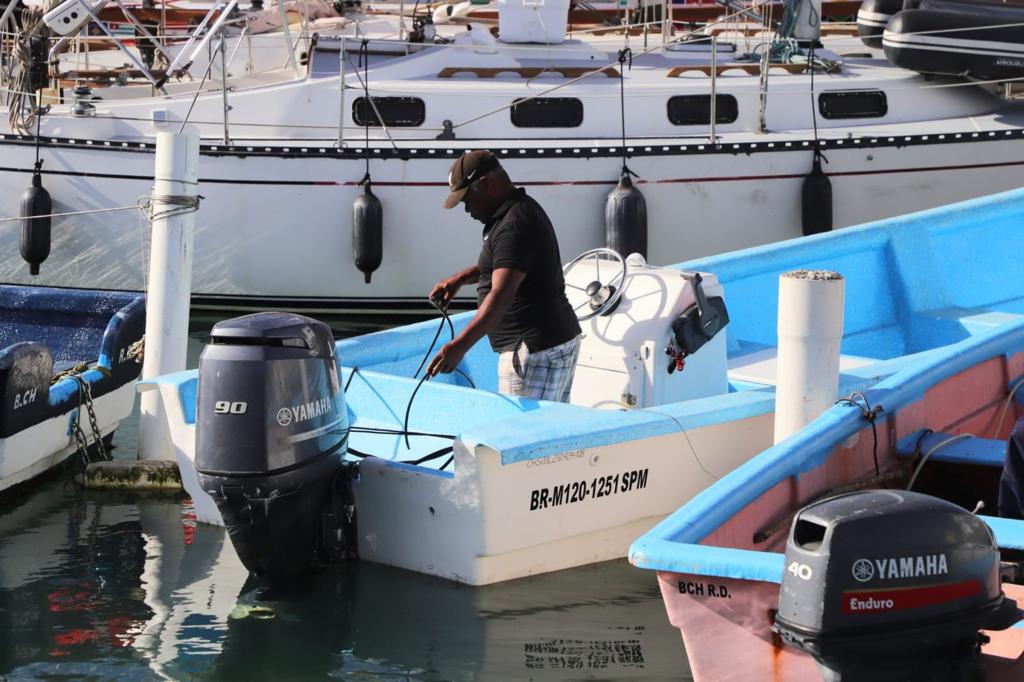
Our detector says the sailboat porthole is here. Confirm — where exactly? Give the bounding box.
[667,95,738,126]
[510,98,584,128]
[352,97,426,127]
[818,91,888,120]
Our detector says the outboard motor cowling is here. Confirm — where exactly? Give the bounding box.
[196,313,349,588]
[773,490,1019,682]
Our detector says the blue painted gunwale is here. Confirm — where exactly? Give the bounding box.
[628,319,1024,584]
[0,286,145,439]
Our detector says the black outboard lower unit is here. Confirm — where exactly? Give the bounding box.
[773,490,1019,681]
[195,313,354,589]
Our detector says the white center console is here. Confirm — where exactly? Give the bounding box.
[565,255,728,410]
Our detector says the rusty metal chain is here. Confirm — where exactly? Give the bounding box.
[70,375,111,464]
[70,410,93,469]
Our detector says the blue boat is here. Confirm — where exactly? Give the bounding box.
[154,187,1024,587]
[0,285,145,492]
[629,193,1024,679]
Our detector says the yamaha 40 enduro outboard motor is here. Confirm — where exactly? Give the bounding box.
[195,313,357,591]
[773,490,1020,682]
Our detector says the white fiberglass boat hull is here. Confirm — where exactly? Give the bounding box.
[143,370,776,585]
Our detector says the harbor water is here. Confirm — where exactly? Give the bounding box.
[0,320,691,681]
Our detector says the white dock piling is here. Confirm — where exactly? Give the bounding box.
[138,132,200,461]
[773,269,844,445]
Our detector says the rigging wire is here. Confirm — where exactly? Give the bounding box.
[345,41,402,151]
[0,204,138,223]
[178,37,223,133]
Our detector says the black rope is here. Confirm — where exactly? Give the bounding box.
[32,95,41,169]
[350,425,456,439]
[403,373,431,450]
[452,367,476,389]
[408,444,455,466]
[344,365,362,392]
[413,313,447,379]
[835,392,884,476]
[345,444,453,468]
[413,299,461,379]
[616,47,636,178]
[360,39,371,186]
[344,295,472,460]
[808,44,828,168]
[907,428,935,472]
[445,311,455,341]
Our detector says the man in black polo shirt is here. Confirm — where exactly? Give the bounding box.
[426,150,582,402]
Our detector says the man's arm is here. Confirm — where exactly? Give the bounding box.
[429,265,481,309]
[427,267,525,375]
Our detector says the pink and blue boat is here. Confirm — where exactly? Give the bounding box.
[629,190,1024,680]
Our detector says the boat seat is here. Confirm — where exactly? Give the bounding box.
[437,66,619,79]
[919,307,1024,337]
[895,430,1007,468]
[727,348,876,386]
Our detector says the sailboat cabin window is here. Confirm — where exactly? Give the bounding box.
[352,97,426,127]
[510,98,584,127]
[818,91,888,119]
[667,95,738,126]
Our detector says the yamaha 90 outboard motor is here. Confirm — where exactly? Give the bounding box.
[773,490,1019,681]
[195,313,351,589]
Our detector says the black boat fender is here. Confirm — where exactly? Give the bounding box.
[20,161,51,276]
[802,152,833,237]
[352,180,383,284]
[605,169,648,259]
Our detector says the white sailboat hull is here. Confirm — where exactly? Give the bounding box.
[2,130,1021,311]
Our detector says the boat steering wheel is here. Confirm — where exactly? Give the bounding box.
[562,248,628,321]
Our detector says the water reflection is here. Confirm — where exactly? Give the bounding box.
[0,475,689,681]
